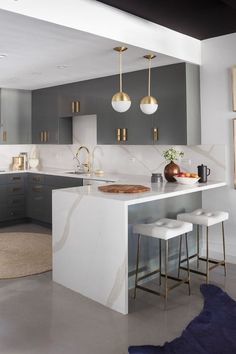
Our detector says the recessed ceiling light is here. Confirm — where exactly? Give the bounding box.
[0,54,7,59]
[31,72,42,76]
[56,65,70,69]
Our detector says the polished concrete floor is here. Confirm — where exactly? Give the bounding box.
[0,224,235,354]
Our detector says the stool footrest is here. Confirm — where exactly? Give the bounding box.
[180,266,207,277]
[136,272,189,298]
[136,275,189,298]
[137,269,160,282]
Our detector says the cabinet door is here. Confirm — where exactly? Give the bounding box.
[0,89,31,144]
[58,85,80,117]
[32,87,58,144]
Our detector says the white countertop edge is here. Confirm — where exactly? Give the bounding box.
[125,181,227,205]
[53,181,227,205]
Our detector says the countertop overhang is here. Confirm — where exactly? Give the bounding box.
[54,180,227,206]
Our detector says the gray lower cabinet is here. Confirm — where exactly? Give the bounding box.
[0,173,83,225]
[26,174,83,224]
[0,173,26,222]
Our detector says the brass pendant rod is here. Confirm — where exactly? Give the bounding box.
[119,51,122,92]
[148,58,151,97]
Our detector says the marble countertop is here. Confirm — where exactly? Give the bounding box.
[0,168,121,182]
[54,180,227,206]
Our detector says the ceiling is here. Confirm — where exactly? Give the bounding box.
[96,0,236,40]
[0,9,181,90]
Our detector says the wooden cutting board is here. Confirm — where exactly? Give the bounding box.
[98,184,150,194]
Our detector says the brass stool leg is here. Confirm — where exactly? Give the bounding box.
[133,234,141,299]
[206,227,209,284]
[164,240,168,309]
[222,221,227,276]
[178,235,182,278]
[185,233,191,295]
[197,225,200,268]
[159,239,162,286]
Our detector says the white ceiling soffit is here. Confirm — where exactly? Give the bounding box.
[0,9,182,90]
[0,0,201,64]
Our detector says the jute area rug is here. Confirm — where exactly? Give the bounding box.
[0,232,52,279]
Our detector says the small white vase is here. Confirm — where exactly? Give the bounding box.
[29,158,39,170]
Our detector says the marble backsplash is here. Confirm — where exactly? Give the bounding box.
[0,144,226,181]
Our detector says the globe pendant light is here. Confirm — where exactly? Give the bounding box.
[111,47,131,113]
[140,54,158,115]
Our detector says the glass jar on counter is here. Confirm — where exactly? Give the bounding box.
[151,173,163,183]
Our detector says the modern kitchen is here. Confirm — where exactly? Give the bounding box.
[0,1,235,354]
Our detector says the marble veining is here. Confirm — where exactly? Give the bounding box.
[0,144,225,182]
[53,193,84,253]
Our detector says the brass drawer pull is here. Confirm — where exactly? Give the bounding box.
[12,176,21,181]
[32,177,41,182]
[11,199,21,204]
[32,187,42,192]
[72,101,75,113]
[40,131,44,142]
[12,187,22,192]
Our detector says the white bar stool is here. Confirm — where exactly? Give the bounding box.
[133,218,193,308]
[177,209,229,283]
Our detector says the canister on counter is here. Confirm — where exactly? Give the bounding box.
[12,156,24,171]
[151,173,163,183]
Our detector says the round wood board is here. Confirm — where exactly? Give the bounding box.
[98,184,150,194]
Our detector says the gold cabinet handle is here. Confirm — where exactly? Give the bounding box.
[75,101,80,113]
[3,131,7,142]
[43,131,48,143]
[153,127,158,142]
[122,128,127,142]
[72,101,75,113]
[40,131,44,142]
[116,128,121,142]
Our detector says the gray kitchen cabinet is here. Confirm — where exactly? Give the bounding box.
[95,62,200,145]
[32,87,73,144]
[53,62,200,145]
[32,87,58,144]
[31,62,200,145]
[58,85,80,118]
[0,89,31,144]
[0,173,26,222]
[26,173,83,224]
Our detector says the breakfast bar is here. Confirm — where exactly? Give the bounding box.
[52,180,226,314]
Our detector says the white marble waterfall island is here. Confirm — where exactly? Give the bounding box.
[52,180,226,314]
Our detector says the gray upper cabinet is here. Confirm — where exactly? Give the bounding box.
[31,62,201,145]
[0,88,31,144]
[32,87,72,144]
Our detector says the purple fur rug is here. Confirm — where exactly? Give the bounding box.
[129,284,236,354]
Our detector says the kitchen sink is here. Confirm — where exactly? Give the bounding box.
[66,171,91,175]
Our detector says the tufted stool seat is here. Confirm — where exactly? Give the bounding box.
[177,209,229,283]
[133,218,193,308]
[133,218,192,240]
[177,209,229,227]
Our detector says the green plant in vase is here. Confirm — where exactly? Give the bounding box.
[163,148,184,182]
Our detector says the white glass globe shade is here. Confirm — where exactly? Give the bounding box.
[111,92,131,113]
[140,103,158,115]
[112,100,131,113]
[140,96,158,115]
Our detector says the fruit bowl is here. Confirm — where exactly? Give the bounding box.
[174,176,200,185]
